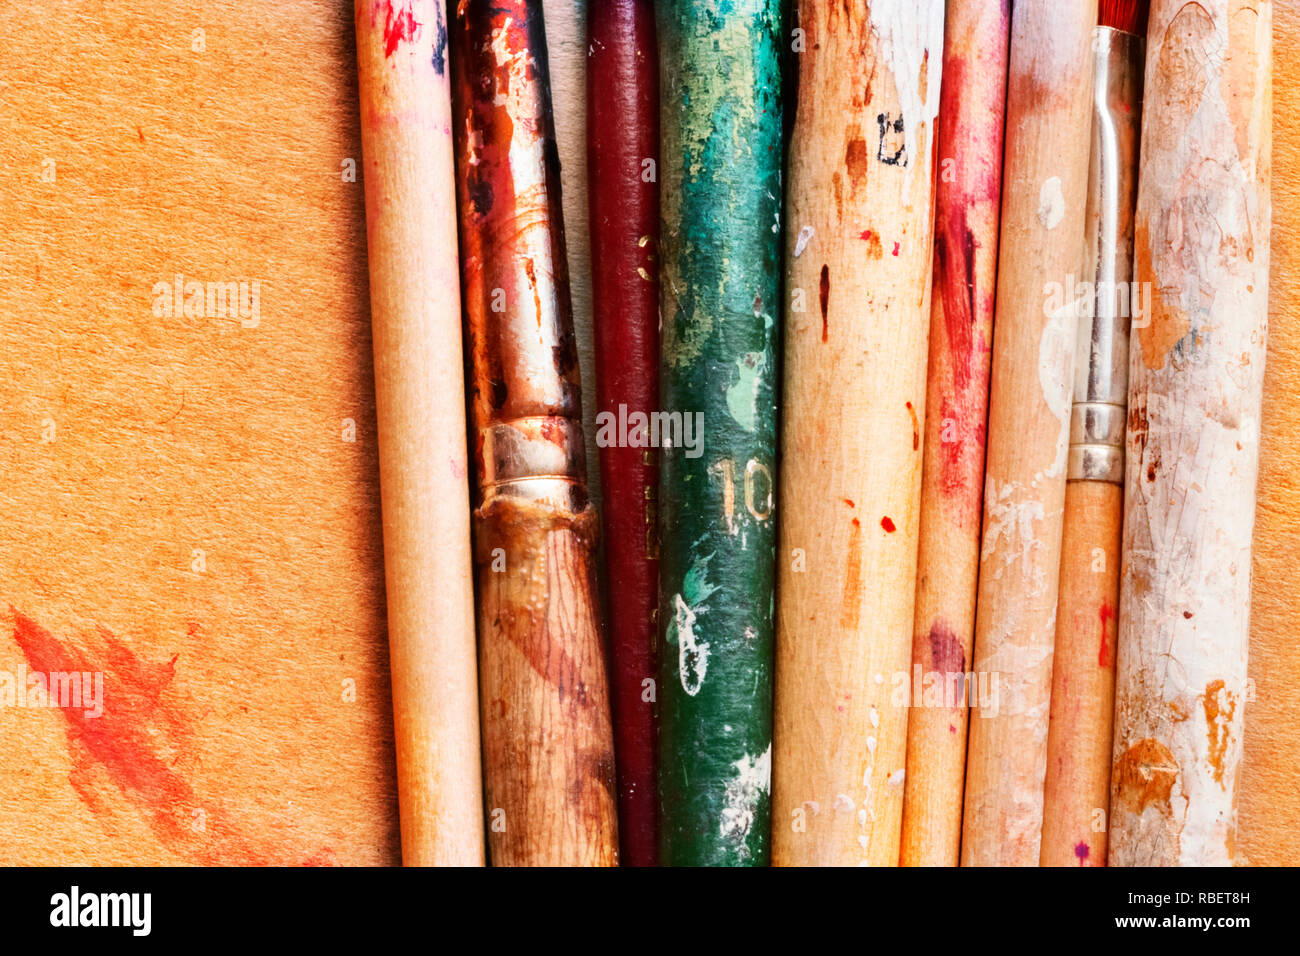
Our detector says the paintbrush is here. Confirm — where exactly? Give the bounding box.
[961,0,1099,867]
[450,0,619,867]
[1041,0,1148,868]
[587,0,661,867]
[773,0,945,867]
[1109,0,1270,866]
[353,0,483,866]
[899,0,1011,868]
[656,0,784,867]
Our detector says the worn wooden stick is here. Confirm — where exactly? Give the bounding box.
[1041,1,1146,867]
[773,0,944,867]
[1109,0,1271,866]
[656,0,784,867]
[451,0,619,867]
[898,0,1010,869]
[961,0,1098,867]
[353,0,484,867]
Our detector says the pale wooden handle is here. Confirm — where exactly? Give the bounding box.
[773,1,944,866]
[354,0,484,866]
[476,499,619,866]
[962,0,1098,867]
[1110,0,1271,866]
[1041,480,1121,866]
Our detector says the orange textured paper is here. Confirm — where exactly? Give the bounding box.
[0,1,399,865]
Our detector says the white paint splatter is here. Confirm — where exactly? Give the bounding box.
[869,705,880,728]
[1037,176,1065,230]
[1040,298,1077,478]
[793,225,815,258]
[980,477,1046,571]
[867,0,946,198]
[834,793,856,813]
[672,594,709,696]
[888,769,906,787]
[719,745,772,853]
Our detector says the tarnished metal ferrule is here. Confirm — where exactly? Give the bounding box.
[480,416,588,511]
[1070,26,1144,484]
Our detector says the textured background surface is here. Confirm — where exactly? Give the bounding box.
[0,0,1292,865]
[0,1,397,864]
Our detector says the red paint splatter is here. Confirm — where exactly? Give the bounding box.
[843,498,855,508]
[891,241,901,257]
[905,401,919,451]
[8,608,335,865]
[927,619,966,677]
[381,1,421,58]
[136,126,144,142]
[851,517,861,529]
[859,230,883,259]
[880,516,896,533]
[819,264,830,342]
[949,724,957,733]
[1098,603,1114,668]
[1074,841,1090,864]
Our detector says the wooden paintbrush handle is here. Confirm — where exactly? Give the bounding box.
[773,0,944,867]
[588,0,661,867]
[451,0,619,866]
[962,0,1098,867]
[1110,0,1271,866]
[899,0,1010,868]
[1041,480,1121,865]
[656,0,784,867]
[474,498,618,865]
[353,0,483,867]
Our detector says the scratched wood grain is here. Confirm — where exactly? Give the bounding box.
[1239,0,1299,868]
[0,0,399,864]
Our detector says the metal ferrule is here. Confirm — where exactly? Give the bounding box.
[1069,26,1144,484]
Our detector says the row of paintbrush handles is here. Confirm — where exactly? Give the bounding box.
[356,0,1270,866]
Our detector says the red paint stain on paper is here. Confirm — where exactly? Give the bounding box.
[905,401,919,450]
[8,607,335,866]
[892,241,900,257]
[381,1,421,58]
[880,516,896,533]
[1074,841,1090,864]
[1098,603,1114,668]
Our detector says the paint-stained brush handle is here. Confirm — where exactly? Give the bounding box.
[899,0,1010,869]
[588,0,661,868]
[962,0,1098,867]
[774,0,945,867]
[353,0,484,867]
[1041,20,1144,868]
[656,0,784,867]
[451,0,619,867]
[1110,0,1270,867]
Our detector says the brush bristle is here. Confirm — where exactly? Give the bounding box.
[1099,0,1149,35]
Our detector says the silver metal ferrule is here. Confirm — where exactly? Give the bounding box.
[1069,26,1144,484]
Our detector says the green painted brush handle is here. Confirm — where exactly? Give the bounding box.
[656,0,784,867]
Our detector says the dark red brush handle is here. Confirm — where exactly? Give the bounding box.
[587,0,660,868]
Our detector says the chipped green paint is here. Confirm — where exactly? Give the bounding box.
[657,0,784,867]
